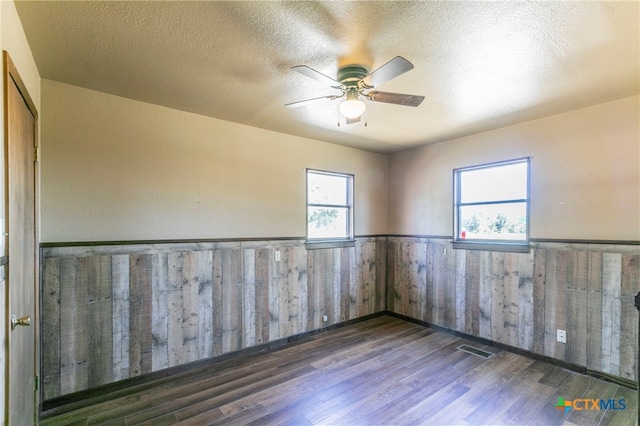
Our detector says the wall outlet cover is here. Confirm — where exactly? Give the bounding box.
[556,329,566,343]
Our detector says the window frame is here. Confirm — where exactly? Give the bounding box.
[452,157,531,252]
[306,168,355,246]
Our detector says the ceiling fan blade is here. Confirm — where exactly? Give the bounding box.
[366,91,424,107]
[291,65,344,89]
[360,56,414,88]
[285,94,341,108]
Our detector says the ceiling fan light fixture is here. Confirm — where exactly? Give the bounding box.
[339,90,366,119]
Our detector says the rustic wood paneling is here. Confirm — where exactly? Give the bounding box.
[86,256,113,389]
[478,251,492,340]
[112,255,130,380]
[221,248,242,353]
[620,254,639,380]
[465,250,480,336]
[255,247,270,345]
[586,250,603,373]
[41,257,61,400]
[212,248,224,357]
[129,254,153,377]
[565,250,588,367]
[454,248,466,333]
[386,240,397,313]
[41,238,386,399]
[374,238,387,314]
[516,251,534,351]
[601,252,622,376]
[59,257,88,395]
[387,237,640,384]
[532,247,546,355]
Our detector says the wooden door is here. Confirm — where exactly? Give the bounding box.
[4,52,38,425]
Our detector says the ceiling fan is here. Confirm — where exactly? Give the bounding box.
[285,56,424,123]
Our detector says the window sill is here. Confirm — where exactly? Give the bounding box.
[305,240,356,250]
[452,241,530,253]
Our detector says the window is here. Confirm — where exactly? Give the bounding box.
[453,158,530,250]
[306,169,354,242]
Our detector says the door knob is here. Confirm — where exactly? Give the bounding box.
[10,315,31,330]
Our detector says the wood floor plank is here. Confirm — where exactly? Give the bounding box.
[421,400,476,426]
[161,365,317,423]
[565,376,619,425]
[210,338,393,416]
[85,363,299,423]
[390,382,471,425]
[225,346,408,419]
[463,359,552,424]
[530,372,592,425]
[39,394,141,426]
[241,396,318,426]
[502,380,558,425]
[538,364,571,388]
[131,412,178,426]
[363,361,474,423]
[173,407,226,426]
[40,315,638,426]
[303,363,415,424]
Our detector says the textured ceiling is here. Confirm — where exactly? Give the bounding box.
[15,1,640,154]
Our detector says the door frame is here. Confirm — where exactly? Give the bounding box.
[3,50,40,424]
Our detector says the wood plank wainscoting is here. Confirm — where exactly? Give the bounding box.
[40,237,387,400]
[387,237,639,386]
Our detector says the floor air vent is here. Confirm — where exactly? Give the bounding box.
[457,344,494,359]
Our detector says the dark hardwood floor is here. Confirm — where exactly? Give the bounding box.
[40,316,638,425]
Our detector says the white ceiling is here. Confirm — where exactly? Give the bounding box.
[15,1,640,154]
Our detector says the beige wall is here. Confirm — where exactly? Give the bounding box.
[389,96,640,241]
[1,2,40,108]
[41,80,388,243]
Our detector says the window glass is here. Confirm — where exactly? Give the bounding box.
[307,173,348,205]
[460,162,528,203]
[459,202,527,241]
[307,207,349,239]
[307,170,353,241]
[455,158,529,244]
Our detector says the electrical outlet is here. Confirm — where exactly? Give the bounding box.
[322,315,328,322]
[557,329,566,343]
[275,250,281,262]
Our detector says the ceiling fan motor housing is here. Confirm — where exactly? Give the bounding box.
[337,65,369,90]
